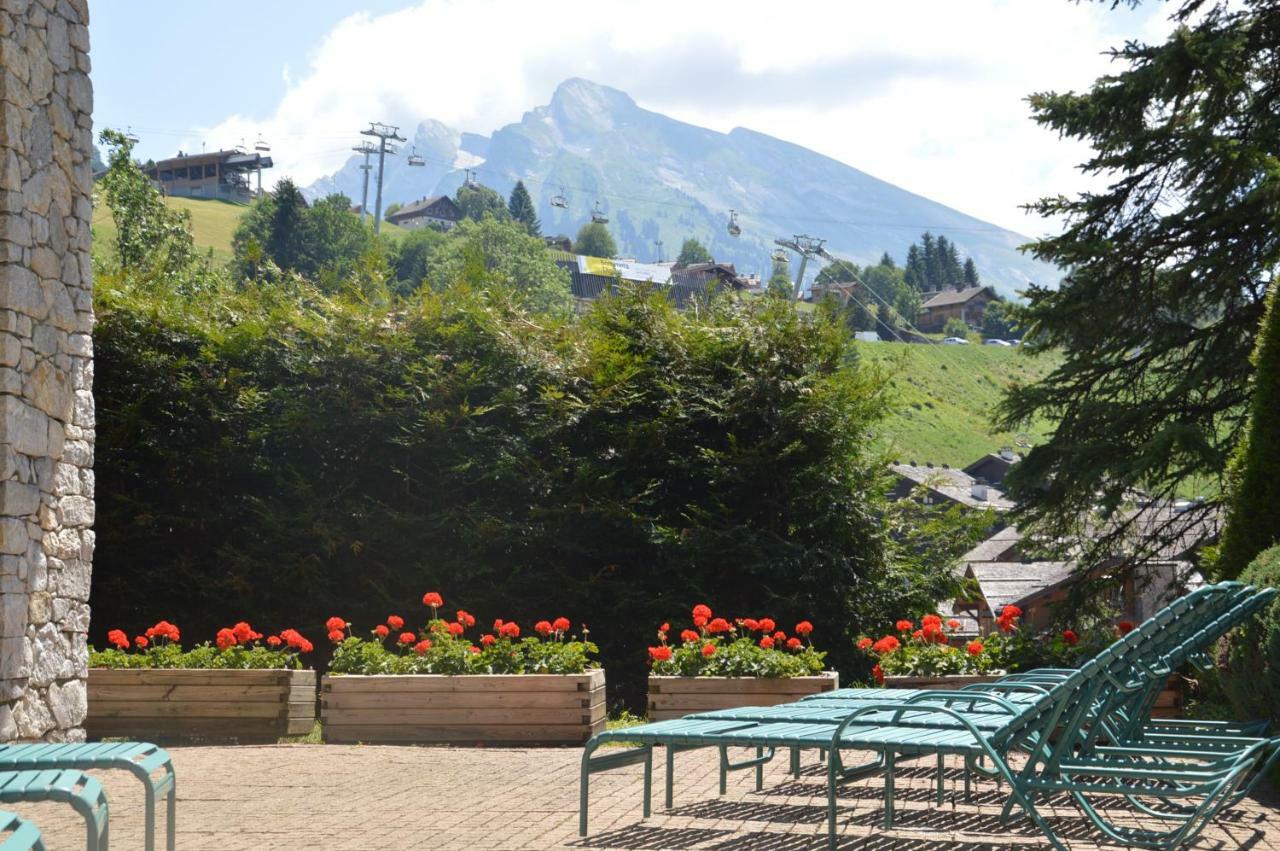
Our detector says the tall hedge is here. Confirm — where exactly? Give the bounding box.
[1217,282,1280,578]
[93,271,895,706]
[1222,545,1280,723]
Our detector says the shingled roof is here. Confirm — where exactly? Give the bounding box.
[920,286,996,309]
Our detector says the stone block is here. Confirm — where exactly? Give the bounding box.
[0,633,31,679]
[56,494,89,526]
[14,689,53,738]
[0,333,19,367]
[28,622,69,686]
[0,263,46,318]
[40,526,75,560]
[0,481,37,515]
[0,517,27,555]
[0,395,47,455]
[54,555,86,600]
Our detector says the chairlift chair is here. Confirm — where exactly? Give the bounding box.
[727,210,741,237]
[407,147,425,167]
[124,126,140,144]
[591,201,608,224]
[771,248,789,263]
[550,186,569,208]
[253,134,271,153]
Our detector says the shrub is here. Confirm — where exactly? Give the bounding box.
[326,591,598,675]
[646,604,826,678]
[1221,545,1280,723]
[90,621,314,669]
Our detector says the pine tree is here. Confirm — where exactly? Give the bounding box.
[1216,282,1280,578]
[879,252,896,269]
[268,178,307,272]
[904,245,927,291]
[507,180,541,236]
[999,0,1280,565]
[963,258,980,286]
[944,241,963,288]
[921,232,941,289]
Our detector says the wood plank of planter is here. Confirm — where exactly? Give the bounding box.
[647,673,837,721]
[322,671,604,693]
[90,685,292,702]
[90,669,291,685]
[321,672,604,744]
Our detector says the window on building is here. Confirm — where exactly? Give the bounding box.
[174,167,188,180]
[205,164,217,178]
[159,170,173,181]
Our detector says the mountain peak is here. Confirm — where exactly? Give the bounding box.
[547,79,637,132]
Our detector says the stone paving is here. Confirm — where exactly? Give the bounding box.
[12,744,1280,849]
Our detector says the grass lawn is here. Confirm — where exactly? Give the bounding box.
[855,340,1060,467]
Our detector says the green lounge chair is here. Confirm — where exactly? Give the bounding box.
[580,584,1271,850]
[0,770,109,851]
[0,742,174,851]
[0,811,44,851]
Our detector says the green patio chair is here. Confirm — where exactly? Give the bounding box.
[0,770,108,851]
[0,811,44,851]
[0,742,174,851]
[580,583,1272,851]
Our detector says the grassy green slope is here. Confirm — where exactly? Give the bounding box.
[854,340,1060,467]
[91,196,405,264]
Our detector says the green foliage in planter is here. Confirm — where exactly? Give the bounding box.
[1221,545,1280,723]
[327,617,598,675]
[90,643,309,671]
[649,636,824,678]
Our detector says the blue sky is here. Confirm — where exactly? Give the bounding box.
[90,1,1169,233]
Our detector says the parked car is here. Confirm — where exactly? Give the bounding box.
[984,338,1012,346]
[942,336,969,345]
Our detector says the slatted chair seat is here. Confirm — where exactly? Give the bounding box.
[0,810,44,851]
[0,741,174,851]
[0,770,108,851]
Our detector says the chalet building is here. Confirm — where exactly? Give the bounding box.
[385,195,463,231]
[917,285,998,332]
[145,149,272,203]
[808,279,861,305]
[549,253,746,308]
[888,461,1014,512]
[963,448,1021,486]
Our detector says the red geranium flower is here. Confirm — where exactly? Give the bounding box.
[967,640,984,656]
[856,637,873,650]
[552,616,571,632]
[947,619,961,629]
[786,637,802,650]
[387,615,405,631]
[414,639,432,655]
[692,604,712,620]
[741,618,760,631]
[499,622,520,639]
[1061,629,1078,646]
[374,625,390,639]
[649,645,673,662]
[325,616,346,633]
[398,632,416,646]
[107,629,129,650]
[457,610,476,628]
[701,643,716,658]
[480,634,496,647]
[280,629,311,652]
[795,621,814,636]
[422,592,443,609]
[758,618,776,633]
[1002,605,1023,619]
[267,635,282,647]
[922,614,942,629]
[760,635,775,649]
[1116,621,1135,635]
[895,619,914,632]
[659,622,670,633]
[912,629,924,640]
[693,615,708,628]
[134,635,148,649]
[447,622,464,637]
[327,629,344,644]
[707,617,732,634]
[680,629,699,643]
[469,646,480,654]
[535,620,553,636]
[872,664,885,685]
[232,622,255,643]
[872,636,901,654]
[215,628,237,650]
[773,631,786,642]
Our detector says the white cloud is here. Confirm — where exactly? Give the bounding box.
[199,0,1174,234]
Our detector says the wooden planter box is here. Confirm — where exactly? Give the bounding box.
[883,674,1002,689]
[647,672,838,721]
[320,670,606,745]
[87,668,316,743]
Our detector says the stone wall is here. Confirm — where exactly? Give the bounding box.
[0,0,94,741]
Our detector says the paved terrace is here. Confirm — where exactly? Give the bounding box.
[15,745,1280,849]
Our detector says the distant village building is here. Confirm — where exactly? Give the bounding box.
[385,195,463,231]
[888,461,1015,512]
[917,285,998,332]
[549,253,747,309]
[963,448,1021,487]
[145,149,272,203]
